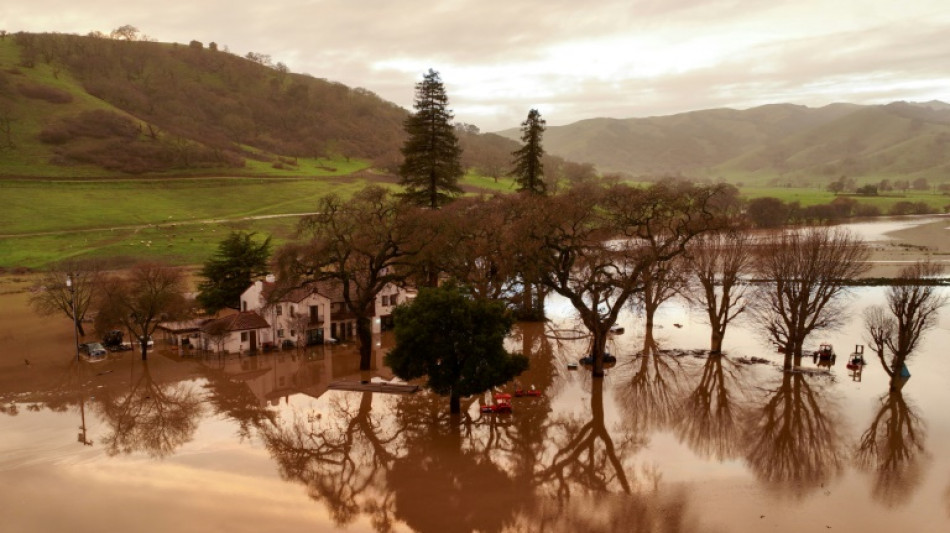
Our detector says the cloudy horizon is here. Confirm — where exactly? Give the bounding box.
[4,1,949,131]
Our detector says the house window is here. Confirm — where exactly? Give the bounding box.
[241,332,248,342]
[277,329,284,338]
[391,294,399,305]
[289,306,296,317]
[382,295,389,306]
[242,301,247,312]
[290,330,296,337]
[276,305,282,316]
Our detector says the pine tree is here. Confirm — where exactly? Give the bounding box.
[511,108,546,194]
[399,69,463,208]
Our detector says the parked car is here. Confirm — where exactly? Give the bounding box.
[79,342,108,360]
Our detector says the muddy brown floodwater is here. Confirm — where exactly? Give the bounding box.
[2,216,950,533]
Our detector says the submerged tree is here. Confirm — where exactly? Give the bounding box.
[515,181,726,376]
[196,231,271,313]
[632,257,687,352]
[752,227,869,368]
[95,263,190,360]
[511,108,546,195]
[684,231,753,354]
[863,261,947,389]
[29,258,101,337]
[399,69,463,208]
[277,186,416,371]
[385,283,529,414]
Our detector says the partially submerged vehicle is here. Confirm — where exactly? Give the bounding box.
[813,343,836,363]
[79,342,108,362]
[846,345,866,371]
[102,330,132,352]
[580,353,617,366]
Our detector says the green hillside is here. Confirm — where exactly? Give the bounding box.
[500,101,950,185]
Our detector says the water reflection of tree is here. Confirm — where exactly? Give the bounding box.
[388,415,529,533]
[202,367,276,441]
[537,379,641,497]
[616,348,687,433]
[96,361,203,458]
[855,388,928,506]
[258,392,404,531]
[743,371,844,495]
[674,354,747,461]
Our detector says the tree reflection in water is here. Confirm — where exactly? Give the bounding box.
[674,354,748,461]
[537,379,640,497]
[259,391,405,531]
[743,370,844,495]
[616,345,688,434]
[855,387,928,506]
[96,360,203,458]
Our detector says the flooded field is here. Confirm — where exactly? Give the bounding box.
[2,218,950,533]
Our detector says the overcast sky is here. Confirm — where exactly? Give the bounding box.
[5,1,950,131]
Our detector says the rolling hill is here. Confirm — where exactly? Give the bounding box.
[0,32,531,179]
[499,101,950,185]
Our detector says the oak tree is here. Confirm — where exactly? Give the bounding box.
[385,283,528,414]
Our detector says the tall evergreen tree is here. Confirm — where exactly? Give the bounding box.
[399,69,463,208]
[196,231,272,313]
[511,108,546,194]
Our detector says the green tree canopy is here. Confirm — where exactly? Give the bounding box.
[511,108,546,194]
[385,283,528,414]
[398,69,463,208]
[197,231,271,313]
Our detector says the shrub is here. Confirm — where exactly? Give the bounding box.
[17,82,73,103]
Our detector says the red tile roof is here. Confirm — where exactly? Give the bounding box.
[202,311,270,333]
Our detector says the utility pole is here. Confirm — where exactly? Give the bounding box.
[67,274,80,360]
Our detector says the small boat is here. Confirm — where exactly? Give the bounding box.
[567,362,579,370]
[609,325,624,335]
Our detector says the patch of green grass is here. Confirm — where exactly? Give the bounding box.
[0,175,379,236]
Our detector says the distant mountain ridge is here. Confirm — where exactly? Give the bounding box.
[498,101,950,183]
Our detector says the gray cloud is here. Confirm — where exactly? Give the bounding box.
[2,1,947,130]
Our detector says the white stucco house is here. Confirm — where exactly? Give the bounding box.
[199,311,272,354]
[240,275,410,348]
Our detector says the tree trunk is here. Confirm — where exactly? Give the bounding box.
[357,315,373,371]
[710,329,723,354]
[590,330,608,378]
[76,321,86,337]
[450,390,461,414]
[140,342,148,361]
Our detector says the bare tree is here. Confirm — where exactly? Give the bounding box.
[95,263,190,360]
[863,261,947,389]
[276,186,416,371]
[685,231,754,354]
[752,227,870,369]
[631,257,687,352]
[30,259,102,337]
[516,181,727,376]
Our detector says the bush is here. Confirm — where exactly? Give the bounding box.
[17,82,73,103]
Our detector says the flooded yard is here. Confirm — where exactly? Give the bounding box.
[2,217,950,533]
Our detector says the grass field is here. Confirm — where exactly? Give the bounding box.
[0,171,523,269]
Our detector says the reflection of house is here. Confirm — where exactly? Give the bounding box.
[202,344,392,407]
[240,275,408,347]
